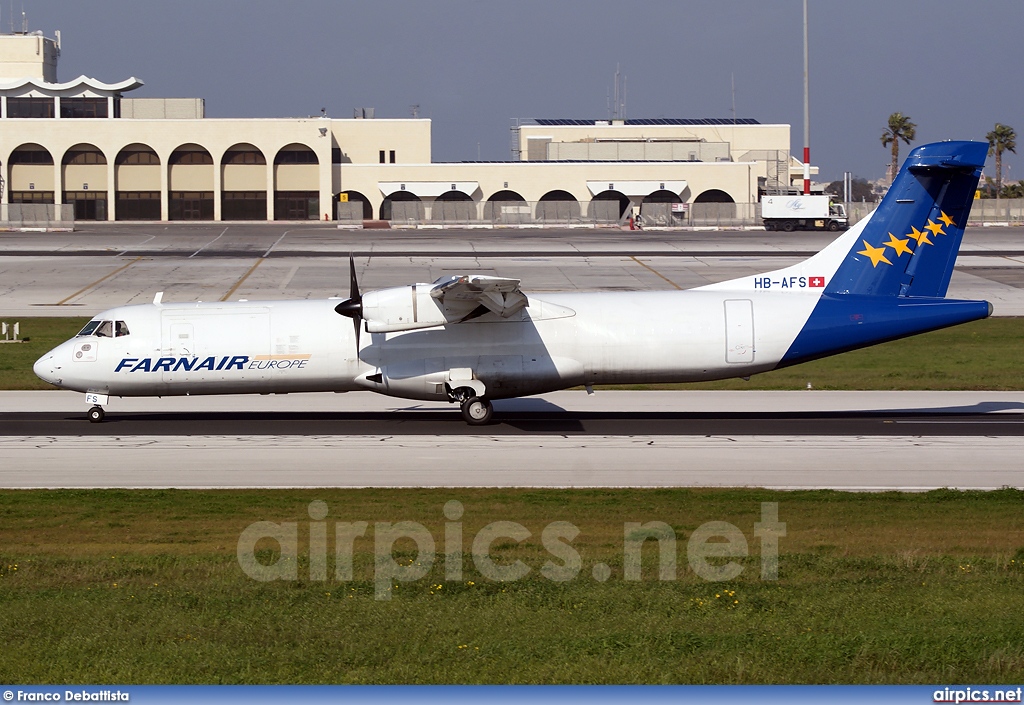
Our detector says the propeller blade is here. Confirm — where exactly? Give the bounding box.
[334,253,363,353]
[349,253,360,302]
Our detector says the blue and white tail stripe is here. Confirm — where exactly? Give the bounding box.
[699,140,992,368]
[825,140,986,298]
[779,141,991,365]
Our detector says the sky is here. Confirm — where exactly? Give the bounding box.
[10,0,1024,183]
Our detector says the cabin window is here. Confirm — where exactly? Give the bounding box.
[115,321,130,337]
[94,321,113,338]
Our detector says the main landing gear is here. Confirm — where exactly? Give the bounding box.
[448,384,494,426]
[460,396,494,426]
[87,405,105,423]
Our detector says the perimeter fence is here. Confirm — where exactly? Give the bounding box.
[337,198,1024,228]
[0,204,75,229]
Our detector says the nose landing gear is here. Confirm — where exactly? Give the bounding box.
[87,405,105,423]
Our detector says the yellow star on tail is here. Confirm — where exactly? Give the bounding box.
[925,219,945,237]
[906,225,933,246]
[857,240,892,267]
[883,233,913,257]
[938,211,956,228]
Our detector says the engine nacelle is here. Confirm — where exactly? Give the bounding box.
[362,284,448,333]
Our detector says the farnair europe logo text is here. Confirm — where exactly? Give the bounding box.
[114,355,310,373]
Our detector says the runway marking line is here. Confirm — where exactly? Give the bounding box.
[54,256,144,305]
[188,227,228,258]
[629,256,682,290]
[221,259,264,301]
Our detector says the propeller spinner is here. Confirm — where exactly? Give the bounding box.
[334,254,363,351]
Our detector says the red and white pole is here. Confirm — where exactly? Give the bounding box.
[802,0,810,195]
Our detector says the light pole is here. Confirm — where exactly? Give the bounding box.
[802,0,810,195]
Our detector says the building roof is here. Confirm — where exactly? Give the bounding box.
[0,75,144,94]
[527,118,760,126]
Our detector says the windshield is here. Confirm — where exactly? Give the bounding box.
[77,320,101,337]
[76,320,124,337]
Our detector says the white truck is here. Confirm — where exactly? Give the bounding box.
[761,194,848,232]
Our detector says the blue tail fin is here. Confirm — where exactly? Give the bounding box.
[825,140,986,298]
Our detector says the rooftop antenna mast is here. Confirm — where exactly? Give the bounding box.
[611,64,626,120]
[731,72,737,125]
[613,65,619,119]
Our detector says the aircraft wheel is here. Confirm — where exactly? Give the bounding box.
[461,397,493,425]
[782,220,795,232]
[828,221,840,231]
[88,406,105,423]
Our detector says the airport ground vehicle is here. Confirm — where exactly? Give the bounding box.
[761,194,849,232]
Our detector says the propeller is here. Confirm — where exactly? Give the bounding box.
[334,253,363,352]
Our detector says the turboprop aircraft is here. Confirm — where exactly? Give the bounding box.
[34,140,993,425]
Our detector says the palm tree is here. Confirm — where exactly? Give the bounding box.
[880,113,917,184]
[986,123,1017,198]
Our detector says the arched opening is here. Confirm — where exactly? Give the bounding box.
[114,144,161,220]
[481,189,524,223]
[8,143,55,204]
[169,144,214,220]
[487,190,526,202]
[693,189,735,204]
[274,143,319,220]
[221,143,267,220]
[435,190,473,201]
[692,189,737,227]
[537,190,581,222]
[337,190,372,221]
[381,190,422,221]
[486,189,528,223]
[590,189,630,219]
[640,189,685,227]
[431,190,475,222]
[62,143,107,220]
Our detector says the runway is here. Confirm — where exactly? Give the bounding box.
[4,226,1024,491]
[3,391,1023,491]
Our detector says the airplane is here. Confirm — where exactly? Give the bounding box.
[34,140,993,425]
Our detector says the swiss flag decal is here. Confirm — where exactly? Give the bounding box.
[809,276,826,288]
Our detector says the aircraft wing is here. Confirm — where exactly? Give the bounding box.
[430,274,529,320]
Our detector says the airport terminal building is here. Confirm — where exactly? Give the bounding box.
[0,29,813,225]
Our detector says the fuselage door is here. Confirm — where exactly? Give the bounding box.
[724,299,755,363]
[162,320,197,383]
[169,323,195,357]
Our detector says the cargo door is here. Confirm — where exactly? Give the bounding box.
[724,299,754,363]
[162,322,195,383]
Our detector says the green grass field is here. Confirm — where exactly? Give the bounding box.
[3,320,1024,683]
[3,316,1024,391]
[1,488,1023,683]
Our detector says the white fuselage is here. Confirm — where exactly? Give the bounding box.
[33,288,819,402]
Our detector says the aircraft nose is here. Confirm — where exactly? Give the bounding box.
[33,353,56,384]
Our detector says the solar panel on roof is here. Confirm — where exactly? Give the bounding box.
[529,118,761,126]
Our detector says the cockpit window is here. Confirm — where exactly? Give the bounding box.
[115,321,130,337]
[77,320,101,337]
[94,321,113,338]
